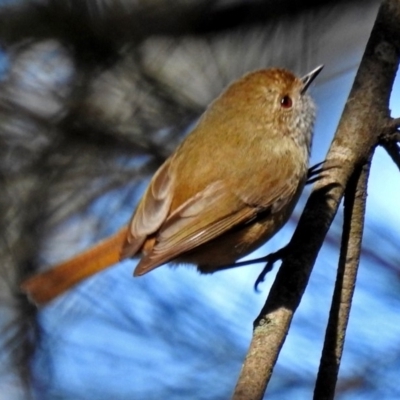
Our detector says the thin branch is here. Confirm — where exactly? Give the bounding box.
[388,132,400,141]
[314,159,371,400]
[382,142,400,173]
[380,116,400,142]
[389,117,400,130]
[232,1,400,399]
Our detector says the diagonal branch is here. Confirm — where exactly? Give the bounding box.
[232,1,400,399]
[313,158,371,400]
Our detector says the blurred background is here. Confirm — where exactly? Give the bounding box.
[1,0,400,399]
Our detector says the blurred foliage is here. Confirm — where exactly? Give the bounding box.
[1,0,400,399]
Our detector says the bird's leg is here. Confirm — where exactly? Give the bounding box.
[253,246,288,291]
[252,162,334,289]
[215,245,289,291]
[213,163,326,288]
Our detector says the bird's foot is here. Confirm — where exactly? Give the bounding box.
[306,161,326,185]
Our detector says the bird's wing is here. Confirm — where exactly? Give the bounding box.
[130,155,302,276]
[121,156,174,259]
[236,158,302,214]
[133,180,258,276]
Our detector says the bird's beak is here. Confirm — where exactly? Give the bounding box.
[300,65,324,94]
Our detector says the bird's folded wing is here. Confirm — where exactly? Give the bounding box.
[133,180,258,276]
[121,157,174,259]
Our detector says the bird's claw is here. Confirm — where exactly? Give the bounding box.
[253,246,289,291]
[306,160,326,185]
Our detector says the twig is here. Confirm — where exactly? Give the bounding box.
[232,1,400,399]
[389,117,400,131]
[313,159,371,400]
[382,142,400,173]
[380,117,400,142]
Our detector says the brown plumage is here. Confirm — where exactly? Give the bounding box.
[21,65,323,305]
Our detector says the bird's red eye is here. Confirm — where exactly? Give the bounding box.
[280,95,293,108]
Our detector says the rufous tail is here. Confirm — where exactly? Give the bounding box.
[21,227,129,306]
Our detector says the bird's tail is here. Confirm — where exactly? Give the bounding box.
[20,227,129,306]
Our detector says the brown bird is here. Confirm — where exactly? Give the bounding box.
[21,65,323,305]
